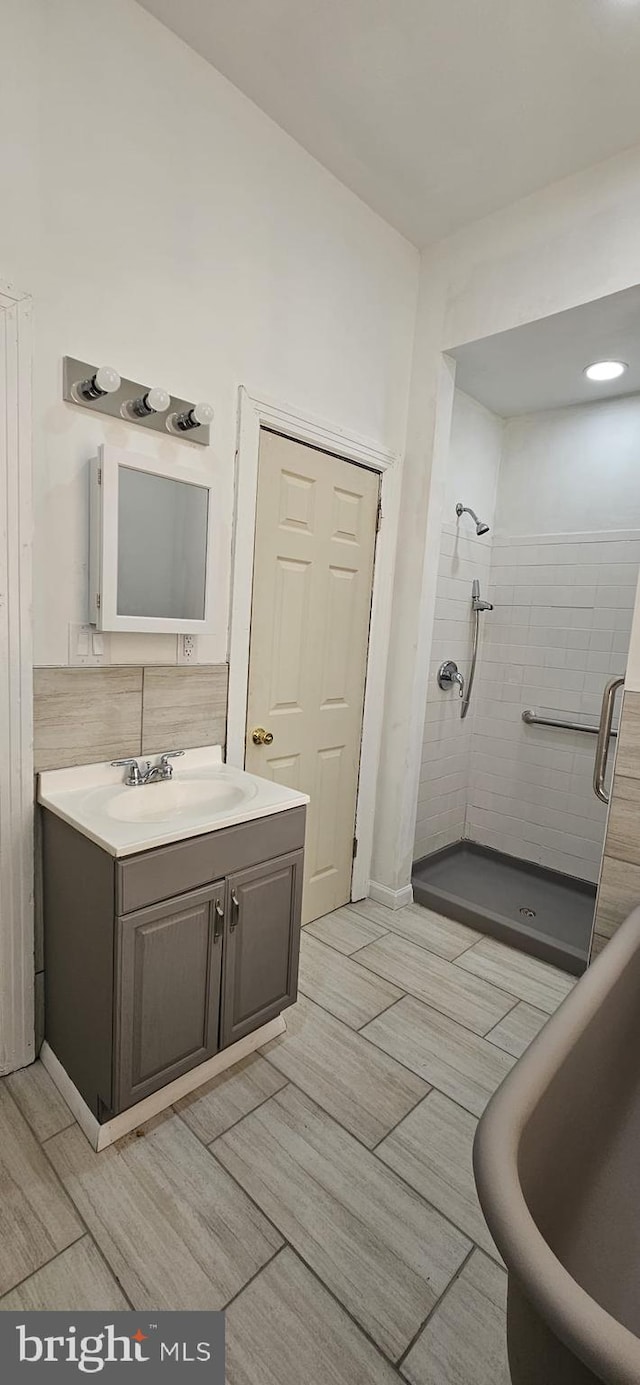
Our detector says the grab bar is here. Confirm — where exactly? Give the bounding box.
[522,710,618,738]
[593,676,625,804]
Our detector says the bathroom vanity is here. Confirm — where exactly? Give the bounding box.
[38,747,308,1148]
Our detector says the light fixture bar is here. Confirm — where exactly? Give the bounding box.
[62,358,212,447]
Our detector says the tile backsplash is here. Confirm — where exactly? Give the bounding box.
[34,664,229,772]
[141,667,227,756]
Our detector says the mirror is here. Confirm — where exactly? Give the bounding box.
[117,467,209,621]
[90,445,215,633]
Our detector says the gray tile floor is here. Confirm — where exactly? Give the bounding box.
[0,898,574,1383]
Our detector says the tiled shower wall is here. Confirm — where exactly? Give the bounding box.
[468,532,640,882]
[415,526,639,878]
[414,388,501,862]
[414,522,492,860]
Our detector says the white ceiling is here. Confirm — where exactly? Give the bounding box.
[136,0,640,246]
[450,284,640,417]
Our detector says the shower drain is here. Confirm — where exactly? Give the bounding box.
[519,907,537,919]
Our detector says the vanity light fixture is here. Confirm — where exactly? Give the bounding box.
[167,401,215,434]
[62,357,212,446]
[121,386,171,420]
[71,365,121,403]
[584,360,628,382]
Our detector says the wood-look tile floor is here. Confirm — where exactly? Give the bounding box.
[0,899,574,1383]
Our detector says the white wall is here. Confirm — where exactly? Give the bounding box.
[0,0,418,669]
[445,390,502,525]
[495,395,640,536]
[373,139,640,898]
[414,390,501,860]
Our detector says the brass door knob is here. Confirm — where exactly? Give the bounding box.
[252,727,274,746]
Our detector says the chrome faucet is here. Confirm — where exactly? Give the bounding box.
[112,750,185,786]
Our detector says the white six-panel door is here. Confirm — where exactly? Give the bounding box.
[245,429,379,923]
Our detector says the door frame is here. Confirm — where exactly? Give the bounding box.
[227,386,402,902]
[0,280,34,1075]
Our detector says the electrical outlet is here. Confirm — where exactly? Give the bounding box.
[178,634,197,664]
[69,623,110,666]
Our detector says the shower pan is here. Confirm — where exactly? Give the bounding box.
[413,842,595,975]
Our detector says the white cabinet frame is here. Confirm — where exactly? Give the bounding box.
[90,444,218,635]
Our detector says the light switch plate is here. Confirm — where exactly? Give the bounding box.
[68,623,110,666]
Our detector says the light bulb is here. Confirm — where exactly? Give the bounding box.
[124,385,171,419]
[192,401,214,426]
[73,364,121,402]
[93,365,121,394]
[584,360,627,382]
[146,386,171,414]
[168,400,214,433]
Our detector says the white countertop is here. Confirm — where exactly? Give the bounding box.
[38,745,309,858]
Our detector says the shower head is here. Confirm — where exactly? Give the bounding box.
[456,502,490,537]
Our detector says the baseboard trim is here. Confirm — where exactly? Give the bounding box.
[40,1013,287,1152]
[367,880,413,911]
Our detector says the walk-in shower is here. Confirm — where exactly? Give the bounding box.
[413,330,640,976]
[417,550,617,974]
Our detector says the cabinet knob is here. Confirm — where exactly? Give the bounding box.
[251,727,274,746]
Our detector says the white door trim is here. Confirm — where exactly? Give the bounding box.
[0,280,34,1074]
[228,387,402,902]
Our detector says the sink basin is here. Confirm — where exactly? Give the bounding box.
[105,777,253,824]
[38,744,309,857]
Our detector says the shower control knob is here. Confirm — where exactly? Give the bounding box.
[437,660,465,698]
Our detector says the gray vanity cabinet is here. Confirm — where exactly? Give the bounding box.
[115,880,225,1111]
[221,852,303,1047]
[42,805,305,1122]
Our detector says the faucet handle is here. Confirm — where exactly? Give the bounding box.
[158,749,184,779]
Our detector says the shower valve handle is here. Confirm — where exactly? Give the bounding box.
[437,660,465,698]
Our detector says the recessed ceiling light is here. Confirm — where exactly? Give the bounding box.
[584,360,628,382]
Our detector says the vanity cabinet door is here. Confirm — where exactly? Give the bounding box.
[221,851,303,1049]
[115,880,225,1112]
